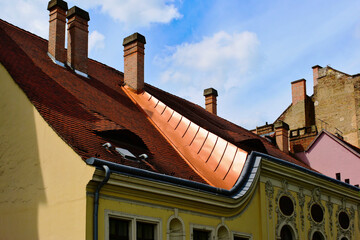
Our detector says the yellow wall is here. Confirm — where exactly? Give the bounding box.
[87,171,263,240]
[88,161,360,240]
[0,64,94,240]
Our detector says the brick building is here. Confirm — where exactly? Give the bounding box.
[254,65,360,153]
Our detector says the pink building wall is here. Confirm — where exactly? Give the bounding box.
[296,132,360,186]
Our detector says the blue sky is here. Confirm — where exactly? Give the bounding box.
[2,0,360,129]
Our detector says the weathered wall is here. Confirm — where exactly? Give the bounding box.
[0,64,94,240]
[313,68,360,147]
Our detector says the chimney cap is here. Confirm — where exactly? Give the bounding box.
[67,6,90,21]
[123,32,146,46]
[274,120,289,130]
[291,78,306,85]
[203,88,218,97]
[312,65,322,69]
[47,0,68,11]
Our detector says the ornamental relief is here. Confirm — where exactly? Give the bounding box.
[335,198,354,240]
[326,196,333,236]
[275,180,299,240]
[307,188,327,240]
[265,180,274,219]
[297,188,305,231]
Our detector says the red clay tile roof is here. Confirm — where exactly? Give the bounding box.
[0,18,311,188]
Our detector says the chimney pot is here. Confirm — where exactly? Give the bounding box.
[123,32,146,93]
[66,6,90,75]
[336,172,341,180]
[274,120,289,154]
[291,78,306,105]
[47,0,68,64]
[203,88,218,115]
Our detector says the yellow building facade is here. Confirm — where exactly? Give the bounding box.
[1,1,360,239]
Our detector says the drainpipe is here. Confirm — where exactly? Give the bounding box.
[93,165,110,240]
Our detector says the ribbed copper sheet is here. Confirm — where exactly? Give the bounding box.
[124,87,248,190]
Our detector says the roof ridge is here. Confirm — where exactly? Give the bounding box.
[0,18,48,44]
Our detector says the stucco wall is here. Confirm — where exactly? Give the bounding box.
[0,64,94,240]
[297,133,360,186]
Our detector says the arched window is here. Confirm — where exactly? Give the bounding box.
[280,225,293,240]
[311,231,325,240]
[217,226,229,240]
[169,218,184,240]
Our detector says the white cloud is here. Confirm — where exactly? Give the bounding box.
[0,0,48,38]
[89,30,105,53]
[69,0,182,27]
[155,31,260,97]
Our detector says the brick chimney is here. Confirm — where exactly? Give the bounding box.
[47,0,68,64]
[123,33,146,93]
[312,65,321,87]
[291,79,306,105]
[66,6,90,76]
[274,120,289,154]
[203,88,218,115]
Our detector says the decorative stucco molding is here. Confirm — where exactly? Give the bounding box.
[335,198,353,240]
[265,180,274,219]
[307,188,326,239]
[275,180,298,240]
[297,187,305,231]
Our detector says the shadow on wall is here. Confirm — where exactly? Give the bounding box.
[0,64,46,240]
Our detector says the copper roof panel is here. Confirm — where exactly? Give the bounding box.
[182,122,200,145]
[154,100,166,114]
[124,88,248,189]
[189,127,209,154]
[198,132,217,160]
[214,142,238,179]
[224,149,247,182]
[206,137,227,172]
[168,111,182,130]
[175,117,191,137]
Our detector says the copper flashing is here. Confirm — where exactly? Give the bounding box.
[124,86,248,190]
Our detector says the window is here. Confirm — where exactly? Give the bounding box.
[311,231,324,240]
[110,218,130,240]
[191,225,214,240]
[338,211,350,230]
[137,222,155,240]
[279,196,294,216]
[280,225,293,240]
[193,229,210,240]
[232,231,252,240]
[106,211,161,240]
[234,236,249,240]
[310,204,324,223]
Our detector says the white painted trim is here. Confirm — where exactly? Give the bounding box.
[232,231,253,240]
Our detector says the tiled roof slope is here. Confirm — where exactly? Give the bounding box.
[0,19,310,189]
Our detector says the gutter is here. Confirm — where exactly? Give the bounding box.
[93,165,110,240]
[86,151,261,199]
[86,151,359,206]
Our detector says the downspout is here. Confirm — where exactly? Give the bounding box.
[93,165,110,240]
